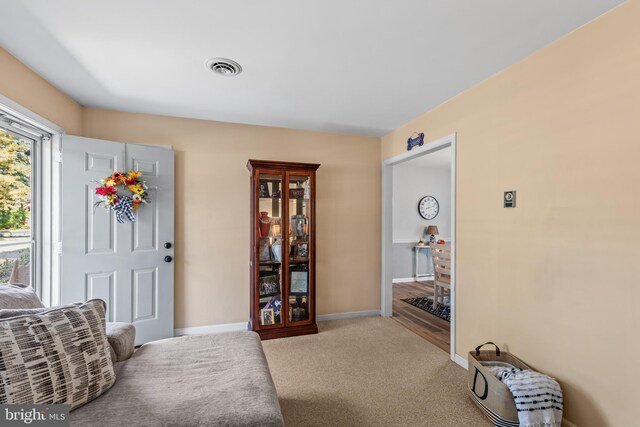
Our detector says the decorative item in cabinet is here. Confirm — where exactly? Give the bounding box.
[247,159,320,339]
[269,219,283,263]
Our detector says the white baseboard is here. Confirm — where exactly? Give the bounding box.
[174,310,381,336]
[392,275,434,283]
[392,277,416,283]
[454,353,468,370]
[317,309,380,321]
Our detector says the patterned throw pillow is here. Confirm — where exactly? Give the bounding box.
[0,299,115,410]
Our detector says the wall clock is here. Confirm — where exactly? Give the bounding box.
[418,196,439,220]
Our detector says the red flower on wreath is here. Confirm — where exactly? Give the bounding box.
[96,186,117,196]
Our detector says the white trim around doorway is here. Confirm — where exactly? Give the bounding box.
[381,133,458,364]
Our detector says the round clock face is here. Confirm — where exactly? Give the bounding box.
[418,196,439,220]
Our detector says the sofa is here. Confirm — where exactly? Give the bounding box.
[0,284,284,426]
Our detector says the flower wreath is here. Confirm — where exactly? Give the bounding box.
[94,171,149,223]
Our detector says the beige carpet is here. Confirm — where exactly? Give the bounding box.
[262,317,491,426]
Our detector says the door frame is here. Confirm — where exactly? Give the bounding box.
[381,132,458,363]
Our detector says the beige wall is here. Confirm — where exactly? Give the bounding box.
[0,48,82,134]
[82,108,381,329]
[382,2,639,426]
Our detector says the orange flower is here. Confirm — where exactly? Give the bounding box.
[111,172,124,183]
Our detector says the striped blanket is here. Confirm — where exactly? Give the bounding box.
[488,365,563,427]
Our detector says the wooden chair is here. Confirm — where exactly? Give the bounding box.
[430,242,451,307]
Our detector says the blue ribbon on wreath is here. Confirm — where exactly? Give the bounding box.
[112,196,136,223]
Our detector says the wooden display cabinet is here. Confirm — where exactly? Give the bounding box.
[247,159,320,339]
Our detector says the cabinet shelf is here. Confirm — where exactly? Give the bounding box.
[259,292,281,299]
[259,261,281,266]
[248,159,320,340]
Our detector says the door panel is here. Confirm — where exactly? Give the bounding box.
[125,143,174,344]
[86,152,117,172]
[62,136,174,344]
[86,184,116,254]
[132,267,157,321]
[132,188,157,252]
[61,136,124,309]
[86,271,115,321]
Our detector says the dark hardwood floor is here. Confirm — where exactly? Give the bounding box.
[392,280,450,353]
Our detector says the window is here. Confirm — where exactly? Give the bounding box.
[0,121,43,291]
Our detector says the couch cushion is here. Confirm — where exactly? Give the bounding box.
[0,299,116,410]
[0,284,45,309]
[71,331,284,426]
[105,322,136,362]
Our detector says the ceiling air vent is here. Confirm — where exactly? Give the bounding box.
[206,58,242,76]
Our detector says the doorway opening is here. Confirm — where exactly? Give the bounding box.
[381,133,459,363]
[391,146,452,353]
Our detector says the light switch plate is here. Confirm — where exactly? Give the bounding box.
[504,191,516,208]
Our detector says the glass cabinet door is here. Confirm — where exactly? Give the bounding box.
[256,172,284,328]
[286,172,313,324]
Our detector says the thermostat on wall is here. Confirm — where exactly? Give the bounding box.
[504,191,516,208]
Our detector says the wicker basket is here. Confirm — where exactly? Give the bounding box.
[467,342,532,427]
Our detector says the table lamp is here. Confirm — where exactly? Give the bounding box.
[424,225,439,244]
[270,220,283,263]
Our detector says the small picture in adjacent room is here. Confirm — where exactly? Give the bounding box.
[290,271,308,294]
[295,243,308,259]
[259,237,271,261]
[261,308,275,325]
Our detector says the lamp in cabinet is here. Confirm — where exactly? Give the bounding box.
[270,220,282,263]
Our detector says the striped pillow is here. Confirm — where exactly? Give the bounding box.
[0,299,115,410]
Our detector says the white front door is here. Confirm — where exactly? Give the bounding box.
[61,135,174,344]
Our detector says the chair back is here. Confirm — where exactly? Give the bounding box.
[431,242,451,290]
[9,262,30,287]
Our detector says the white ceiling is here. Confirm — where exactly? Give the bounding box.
[0,1,623,136]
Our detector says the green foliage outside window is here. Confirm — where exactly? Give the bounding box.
[0,129,31,231]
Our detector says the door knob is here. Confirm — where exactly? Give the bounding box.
[164,242,172,249]
[164,256,173,263]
